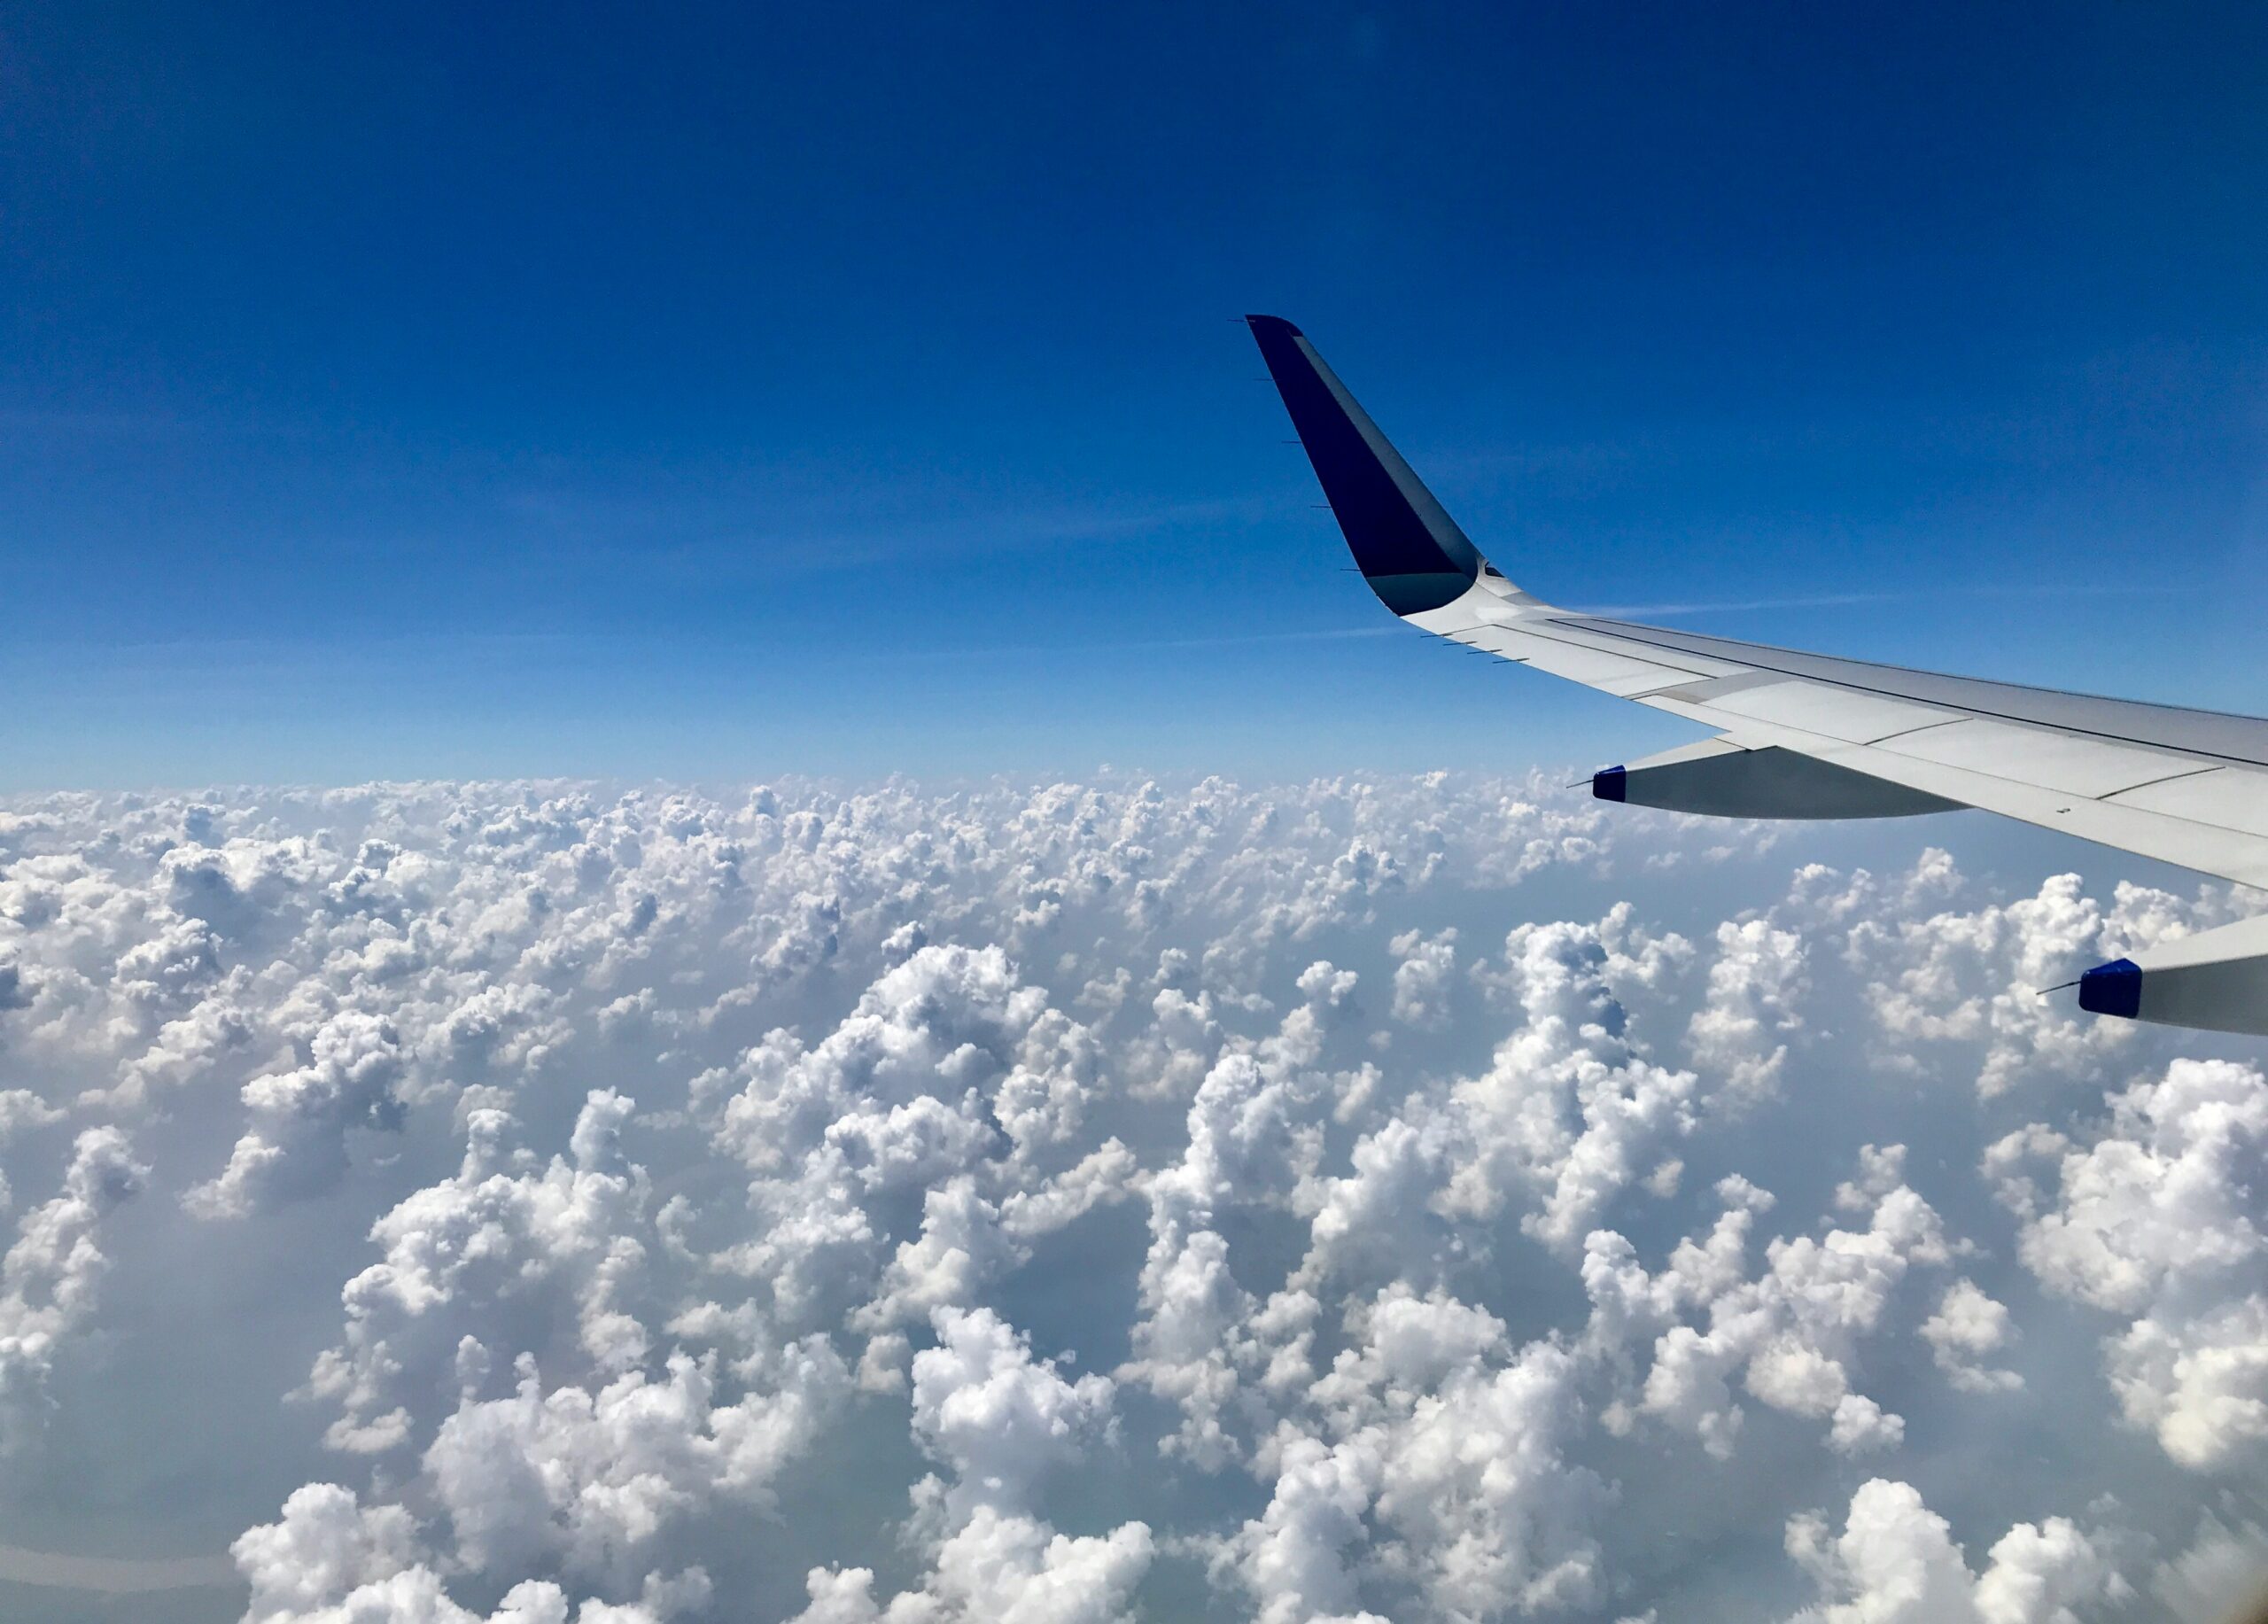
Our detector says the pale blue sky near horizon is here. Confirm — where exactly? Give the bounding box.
[3,3,2265,789]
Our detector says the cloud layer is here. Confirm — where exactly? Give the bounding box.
[0,774,2260,1621]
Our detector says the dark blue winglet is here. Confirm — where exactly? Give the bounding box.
[2077,958,2143,1020]
[1247,315,1485,616]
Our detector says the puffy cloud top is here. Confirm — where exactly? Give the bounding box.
[0,777,2253,1622]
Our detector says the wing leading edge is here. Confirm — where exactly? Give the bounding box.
[1246,314,2268,1037]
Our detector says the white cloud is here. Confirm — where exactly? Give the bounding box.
[1993,1057,2268,1468]
[1687,915,1806,1100]
[1845,863,2138,1100]
[1783,1479,2124,1623]
[0,1125,146,1448]
[307,1090,660,1454]
[1387,928,1458,1030]
[1450,912,1701,1250]
[1920,1279,2023,1395]
[188,1007,408,1217]
[1231,1430,1388,1624]
[0,776,2256,1620]
[1222,1282,1611,1621]
[910,1305,1117,1516]
[1587,1151,1952,1459]
[234,1481,692,1624]
[786,1509,1153,1624]
[424,1340,847,1585]
[1122,1016,1334,1468]
[791,1307,1150,1621]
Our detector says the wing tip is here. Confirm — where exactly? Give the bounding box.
[2077,958,2143,1020]
[1244,315,1484,617]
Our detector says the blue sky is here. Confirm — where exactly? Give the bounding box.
[3,2,2264,788]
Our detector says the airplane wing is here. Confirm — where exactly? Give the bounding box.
[1246,313,2268,1037]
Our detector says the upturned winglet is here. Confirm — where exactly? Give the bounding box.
[1245,315,1491,615]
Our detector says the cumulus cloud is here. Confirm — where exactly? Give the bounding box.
[788,1307,1150,1620]
[233,1482,699,1623]
[1835,859,2254,1100]
[189,1008,408,1217]
[1238,1286,1612,1620]
[1582,1150,1952,1459]
[0,1125,145,1447]
[1687,915,1806,1100]
[1783,1478,2124,1623]
[1122,1038,1321,1470]
[0,775,2254,1622]
[425,1340,848,1584]
[909,1305,1118,1517]
[1991,1056,2268,1469]
[785,1510,1152,1624]
[1387,928,1458,1030]
[1451,909,1700,1249]
[307,1090,662,1454]
[1919,1279,2023,1395]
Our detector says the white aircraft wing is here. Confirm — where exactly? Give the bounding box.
[1247,313,2268,1037]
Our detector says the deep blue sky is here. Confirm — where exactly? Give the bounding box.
[3,3,2264,787]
